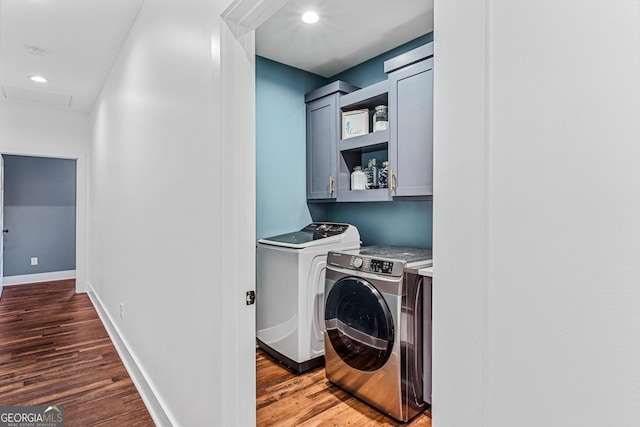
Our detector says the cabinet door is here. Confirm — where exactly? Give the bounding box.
[306,95,338,199]
[388,58,434,197]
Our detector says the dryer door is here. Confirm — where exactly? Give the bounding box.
[325,277,394,371]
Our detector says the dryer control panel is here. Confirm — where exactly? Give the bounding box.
[327,251,406,277]
[370,259,395,274]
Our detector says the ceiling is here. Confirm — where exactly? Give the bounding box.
[0,0,433,114]
[0,0,144,113]
[256,0,433,77]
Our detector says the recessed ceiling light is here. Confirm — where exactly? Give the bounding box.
[29,75,48,83]
[301,11,319,24]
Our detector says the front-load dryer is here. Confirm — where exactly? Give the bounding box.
[256,223,360,373]
[324,246,432,422]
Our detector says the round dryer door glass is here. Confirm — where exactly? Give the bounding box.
[325,277,394,371]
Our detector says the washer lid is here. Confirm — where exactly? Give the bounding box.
[258,222,360,249]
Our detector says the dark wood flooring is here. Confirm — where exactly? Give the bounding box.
[256,349,432,426]
[0,280,154,426]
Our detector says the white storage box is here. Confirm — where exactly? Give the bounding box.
[342,109,369,139]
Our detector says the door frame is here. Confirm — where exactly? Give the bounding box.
[0,151,86,294]
[217,0,292,424]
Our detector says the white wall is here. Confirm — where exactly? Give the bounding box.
[434,1,640,426]
[0,99,89,292]
[0,99,89,156]
[89,0,256,425]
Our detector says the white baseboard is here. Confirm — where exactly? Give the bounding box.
[86,282,175,427]
[2,270,76,286]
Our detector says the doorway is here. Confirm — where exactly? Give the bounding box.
[1,154,78,289]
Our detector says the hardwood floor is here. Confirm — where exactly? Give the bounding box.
[0,280,154,426]
[0,279,432,426]
[256,349,432,427]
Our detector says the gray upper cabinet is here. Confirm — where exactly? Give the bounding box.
[386,44,434,198]
[306,82,358,200]
[305,43,433,202]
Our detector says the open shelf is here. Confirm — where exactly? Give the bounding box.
[337,188,391,202]
[340,80,388,110]
[340,130,389,153]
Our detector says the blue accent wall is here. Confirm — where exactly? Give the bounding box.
[3,155,76,276]
[326,201,432,247]
[256,57,328,239]
[256,33,433,249]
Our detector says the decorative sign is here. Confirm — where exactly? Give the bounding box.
[342,109,369,139]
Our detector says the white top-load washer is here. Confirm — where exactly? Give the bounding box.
[256,222,360,373]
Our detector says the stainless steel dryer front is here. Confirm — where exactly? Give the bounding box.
[324,246,432,422]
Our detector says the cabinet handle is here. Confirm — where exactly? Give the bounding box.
[389,169,395,191]
[329,176,335,194]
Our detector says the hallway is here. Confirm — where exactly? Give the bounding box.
[0,280,153,426]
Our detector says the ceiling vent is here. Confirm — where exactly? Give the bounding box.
[2,85,72,109]
[25,45,49,57]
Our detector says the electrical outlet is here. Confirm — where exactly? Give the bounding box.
[120,303,125,320]
[31,257,38,266]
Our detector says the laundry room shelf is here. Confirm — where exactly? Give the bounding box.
[339,80,388,111]
[338,188,390,202]
[340,130,389,153]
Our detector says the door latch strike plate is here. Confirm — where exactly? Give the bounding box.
[246,290,255,305]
